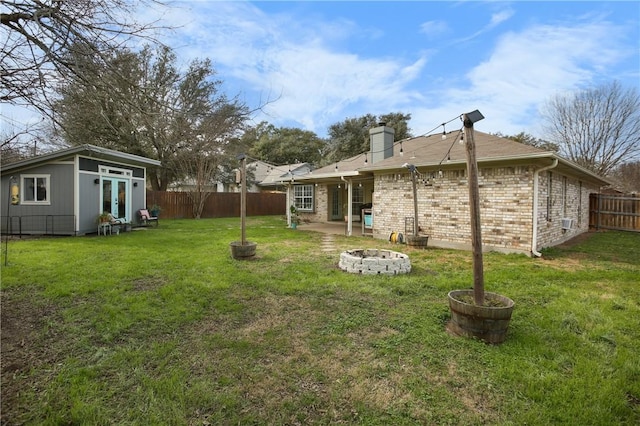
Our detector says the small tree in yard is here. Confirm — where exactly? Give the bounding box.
[174,103,250,219]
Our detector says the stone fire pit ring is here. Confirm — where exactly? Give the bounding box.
[339,249,411,275]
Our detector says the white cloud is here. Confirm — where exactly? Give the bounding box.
[8,2,629,144]
[453,6,515,44]
[420,20,450,38]
[127,2,637,140]
[160,2,427,135]
[406,17,632,138]
[490,9,514,27]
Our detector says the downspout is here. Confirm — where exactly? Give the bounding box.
[341,176,352,236]
[531,158,558,257]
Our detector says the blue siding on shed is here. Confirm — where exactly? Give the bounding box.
[2,151,154,236]
[78,172,101,234]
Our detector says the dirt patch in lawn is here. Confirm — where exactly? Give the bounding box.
[1,288,66,423]
[555,231,597,249]
[183,291,499,424]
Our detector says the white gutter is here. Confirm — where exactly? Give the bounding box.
[531,158,558,257]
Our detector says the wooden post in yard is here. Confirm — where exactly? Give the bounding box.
[410,169,419,236]
[239,154,247,246]
[463,113,485,306]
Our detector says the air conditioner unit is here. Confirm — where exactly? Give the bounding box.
[561,218,573,230]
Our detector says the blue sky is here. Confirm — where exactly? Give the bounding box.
[152,1,638,139]
[3,1,638,142]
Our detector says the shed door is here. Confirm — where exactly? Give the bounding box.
[102,178,129,220]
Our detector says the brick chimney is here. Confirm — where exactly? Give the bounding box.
[369,122,395,164]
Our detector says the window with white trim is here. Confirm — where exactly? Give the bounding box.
[294,184,314,211]
[100,166,132,177]
[21,175,50,204]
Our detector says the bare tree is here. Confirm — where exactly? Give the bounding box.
[1,0,165,107]
[1,0,167,155]
[541,81,640,176]
[174,104,250,219]
[610,161,640,194]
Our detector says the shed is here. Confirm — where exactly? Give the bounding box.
[1,145,161,236]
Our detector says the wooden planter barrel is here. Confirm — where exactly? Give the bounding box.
[406,235,428,248]
[230,241,257,259]
[447,290,515,344]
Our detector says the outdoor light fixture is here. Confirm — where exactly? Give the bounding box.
[464,109,485,125]
[442,123,447,139]
[402,163,417,173]
[133,182,138,187]
[94,178,100,184]
[364,153,368,164]
[399,141,404,156]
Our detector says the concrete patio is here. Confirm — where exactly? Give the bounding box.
[295,221,368,237]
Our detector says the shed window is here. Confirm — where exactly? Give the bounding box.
[22,175,50,204]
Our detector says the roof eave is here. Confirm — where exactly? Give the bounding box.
[292,170,361,183]
[1,144,161,174]
[359,152,609,186]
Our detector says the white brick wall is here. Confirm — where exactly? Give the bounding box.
[536,171,595,249]
[371,166,535,253]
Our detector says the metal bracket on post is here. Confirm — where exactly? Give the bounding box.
[405,217,415,236]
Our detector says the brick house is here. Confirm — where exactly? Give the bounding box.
[288,123,609,256]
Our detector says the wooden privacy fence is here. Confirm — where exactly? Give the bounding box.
[146,191,286,219]
[589,193,640,232]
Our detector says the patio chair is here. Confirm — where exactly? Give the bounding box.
[137,209,159,227]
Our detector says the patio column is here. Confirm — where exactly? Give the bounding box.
[286,184,292,227]
[346,178,353,236]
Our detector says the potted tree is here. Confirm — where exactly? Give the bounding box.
[447,111,514,344]
[97,212,111,224]
[149,204,161,217]
[289,205,301,229]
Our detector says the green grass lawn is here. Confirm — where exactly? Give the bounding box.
[2,217,639,425]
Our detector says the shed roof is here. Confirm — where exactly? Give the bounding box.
[1,144,162,174]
